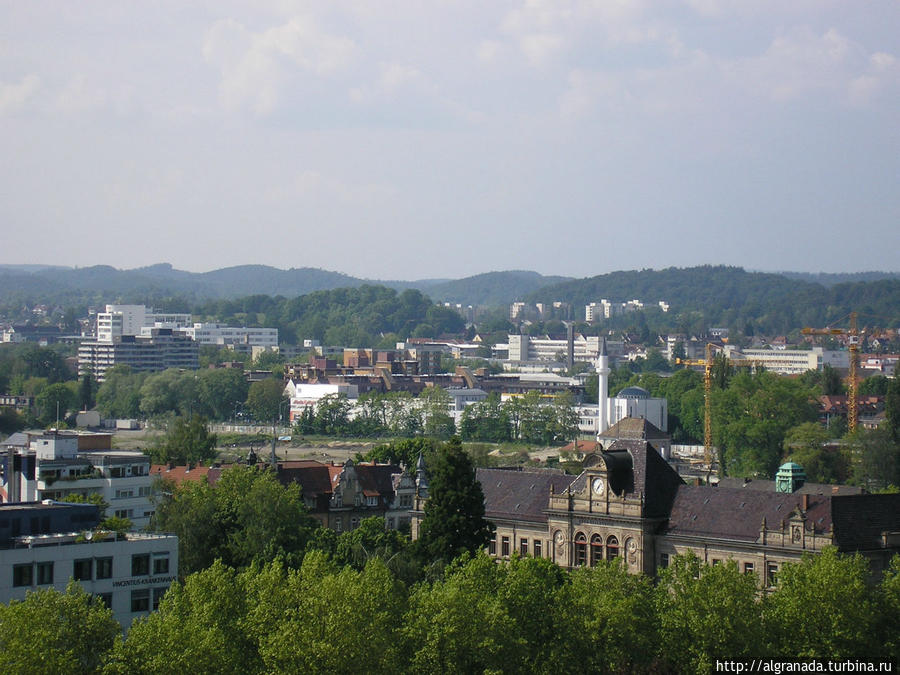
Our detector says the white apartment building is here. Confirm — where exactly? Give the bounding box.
[2,432,155,530]
[285,382,359,422]
[179,323,278,349]
[0,502,177,628]
[507,334,625,364]
[724,347,822,375]
[96,305,191,342]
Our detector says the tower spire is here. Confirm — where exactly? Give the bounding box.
[597,337,610,439]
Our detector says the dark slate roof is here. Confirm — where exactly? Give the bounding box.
[598,417,669,441]
[356,463,403,498]
[477,468,573,523]
[716,477,863,496]
[276,460,340,497]
[667,485,833,541]
[831,493,900,551]
[579,440,684,518]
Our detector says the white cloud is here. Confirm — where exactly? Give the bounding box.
[55,74,109,114]
[0,74,40,114]
[203,15,356,114]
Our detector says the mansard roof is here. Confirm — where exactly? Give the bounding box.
[477,468,573,524]
[666,486,833,541]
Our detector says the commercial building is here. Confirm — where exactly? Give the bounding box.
[180,323,278,350]
[0,501,177,627]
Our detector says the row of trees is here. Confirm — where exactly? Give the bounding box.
[4,549,898,673]
[458,391,579,445]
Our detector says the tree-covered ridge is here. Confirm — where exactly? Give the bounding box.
[420,270,573,305]
[528,265,900,334]
[191,285,465,346]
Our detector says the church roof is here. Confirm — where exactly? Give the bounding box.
[598,416,669,441]
[616,386,650,399]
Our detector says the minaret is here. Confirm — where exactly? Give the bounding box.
[597,337,610,440]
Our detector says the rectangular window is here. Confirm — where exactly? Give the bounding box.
[96,557,113,579]
[533,540,542,558]
[36,561,53,585]
[520,539,528,556]
[13,564,33,587]
[712,559,721,566]
[744,562,755,575]
[350,517,359,530]
[152,587,167,611]
[152,555,169,576]
[335,518,343,532]
[366,496,379,506]
[660,553,669,569]
[501,536,510,557]
[489,537,496,555]
[114,509,133,519]
[767,562,778,587]
[73,558,93,581]
[131,589,150,613]
[132,554,150,577]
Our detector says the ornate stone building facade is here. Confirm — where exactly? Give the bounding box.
[411,437,900,584]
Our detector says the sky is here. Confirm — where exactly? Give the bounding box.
[2,1,898,281]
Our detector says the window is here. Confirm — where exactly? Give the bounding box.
[153,554,169,576]
[590,534,603,566]
[767,562,778,587]
[13,564,33,587]
[114,508,134,519]
[606,535,619,560]
[335,518,343,532]
[712,559,722,566]
[520,539,528,556]
[501,536,510,557]
[350,517,359,530]
[131,589,150,613]
[132,554,150,577]
[366,496,379,506]
[74,558,93,581]
[660,553,669,569]
[110,467,125,478]
[744,562,755,575]
[533,540,542,558]
[96,557,113,579]
[574,533,587,566]
[489,537,496,555]
[115,488,134,499]
[96,593,113,610]
[36,561,54,585]
[153,587,167,611]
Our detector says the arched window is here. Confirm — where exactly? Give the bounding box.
[590,534,604,566]
[606,535,619,560]
[574,532,587,566]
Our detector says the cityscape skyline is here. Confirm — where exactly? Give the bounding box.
[2,2,899,279]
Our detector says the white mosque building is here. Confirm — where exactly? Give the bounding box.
[576,339,668,442]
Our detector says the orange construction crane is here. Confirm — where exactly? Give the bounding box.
[802,312,860,432]
[677,343,761,472]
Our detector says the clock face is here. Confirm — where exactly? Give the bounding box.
[592,477,605,494]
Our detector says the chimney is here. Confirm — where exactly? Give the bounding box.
[802,493,809,511]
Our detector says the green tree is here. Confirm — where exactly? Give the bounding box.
[0,581,119,675]
[849,427,900,491]
[95,366,145,418]
[149,415,218,466]
[782,422,851,484]
[556,561,658,673]
[416,437,494,565]
[107,561,261,675]
[196,368,250,421]
[877,555,900,661]
[764,548,877,658]
[886,376,900,442]
[821,363,845,395]
[34,381,77,426]
[403,553,515,674]
[79,372,96,411]
[420,386,455,439]
[655,553,764,673]
[246,378,287,424]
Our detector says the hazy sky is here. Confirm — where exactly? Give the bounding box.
[2,1,898,280]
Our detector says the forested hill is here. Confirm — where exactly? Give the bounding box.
[0,264,567,307]
[419,270,573,305]
[527,266,900,332]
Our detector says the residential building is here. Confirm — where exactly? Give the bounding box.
[78,328,199,381]
[0,501,177,627]
[1,431,155,529]
[179,323,278,350]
